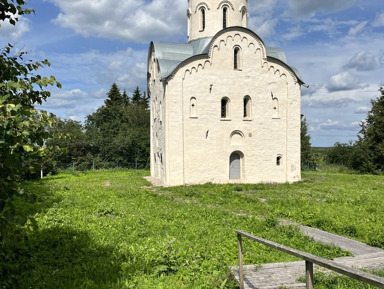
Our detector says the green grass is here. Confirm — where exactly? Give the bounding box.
[13,170,384,288]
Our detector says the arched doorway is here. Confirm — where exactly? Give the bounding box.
[229,152,242,180]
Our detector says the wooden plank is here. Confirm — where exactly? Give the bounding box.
[238,234,245,289]
[305,261,314,289]
[236,230,384,288]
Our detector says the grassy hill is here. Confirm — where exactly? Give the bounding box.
[12,170,384,288]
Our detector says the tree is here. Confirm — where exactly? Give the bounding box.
[0,0,34,24]
[122,89,130,107]
[352,87,384,173]
[46,117,89,165]
[85,84,150,167]
[104,82,123,107]
[0,2,61,287]
[131,86,149,108]
[301,115,314,169]
[326,141,356,167]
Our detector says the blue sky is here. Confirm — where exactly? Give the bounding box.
[1,0,383,147]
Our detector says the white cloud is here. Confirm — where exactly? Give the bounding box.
[343,51,378,71]
[373,12,384,27]
[36,47,149,121]
[355,106,370,114]
[249,16,278,39]
[248,0,278,39]
[326,71,361,92]
[40,88,89,109]
[301,84,322,97]
[287,0,356,17]
[46,47,148,91]
[48,0,186,42]
[39,87,107,121]
[282,25,305,41]
[249,0,278,14]
[348,21,368,37]
[0,16,30,42]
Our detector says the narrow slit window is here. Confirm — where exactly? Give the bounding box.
[223,7,227,28]
[242,8,247,27]
[159,102,162,124]
[221,97,229,119]
[234,47,241,70]
[243,96,251,119]
[276,155,282,166]
[234,48,238,70]
[200,8,206,31]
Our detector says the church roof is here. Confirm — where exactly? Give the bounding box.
[152,30,305,84]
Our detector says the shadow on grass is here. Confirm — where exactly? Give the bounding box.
[18,227,127,289]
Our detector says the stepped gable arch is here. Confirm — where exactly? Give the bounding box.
[161,27,305,86]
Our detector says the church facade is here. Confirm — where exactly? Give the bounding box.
[147,0,305,186]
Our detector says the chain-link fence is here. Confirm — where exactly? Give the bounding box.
[39,159,149,177]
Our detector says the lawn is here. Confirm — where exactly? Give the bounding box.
[12,170,384,288]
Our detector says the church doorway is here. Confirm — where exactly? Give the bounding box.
[229,152,243,180]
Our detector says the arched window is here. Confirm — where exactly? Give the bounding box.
[234,46,242,70]
[223,7,228,28]
[187,9,191,39]
[221,97,230,119]
[190,97,197,117]
[241,7,247,27]
[273,97,279,118]
[200,7,206,31]
[243,96,251,119]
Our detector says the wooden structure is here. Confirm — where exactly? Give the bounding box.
[235,230,384,289]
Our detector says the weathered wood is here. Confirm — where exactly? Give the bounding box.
[305,261,314,289]
[280,220,383,256]
[236,230,384,288]
[238,234,245,289]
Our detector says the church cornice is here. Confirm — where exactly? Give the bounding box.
[162,27,305,86]
[267,57,302,85]
[164,54,210,83]
[209,26,267,60]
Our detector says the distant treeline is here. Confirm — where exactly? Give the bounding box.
[304,87,384,174]
[45,83,150,173]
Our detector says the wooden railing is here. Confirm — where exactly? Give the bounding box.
[236,230,384,289]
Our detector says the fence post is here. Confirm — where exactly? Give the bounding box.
[40,166,43,179]
[93,159,95,170]
[237,233,245,289]
[72,161,75,173]
[135,159,138,169]
[305,261,314,289]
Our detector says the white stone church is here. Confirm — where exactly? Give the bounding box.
[147,0,306,186]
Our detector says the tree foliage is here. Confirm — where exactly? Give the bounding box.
[45,84,150,169]
[88,84,149,166]
[0,0,34,25]
[46,117,89,165]
[0,2,61,287]
[301,115,315,169]
[326,142,356,167]
[352,87,384,173]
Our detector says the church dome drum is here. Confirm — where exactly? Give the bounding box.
[187,0,248,42]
